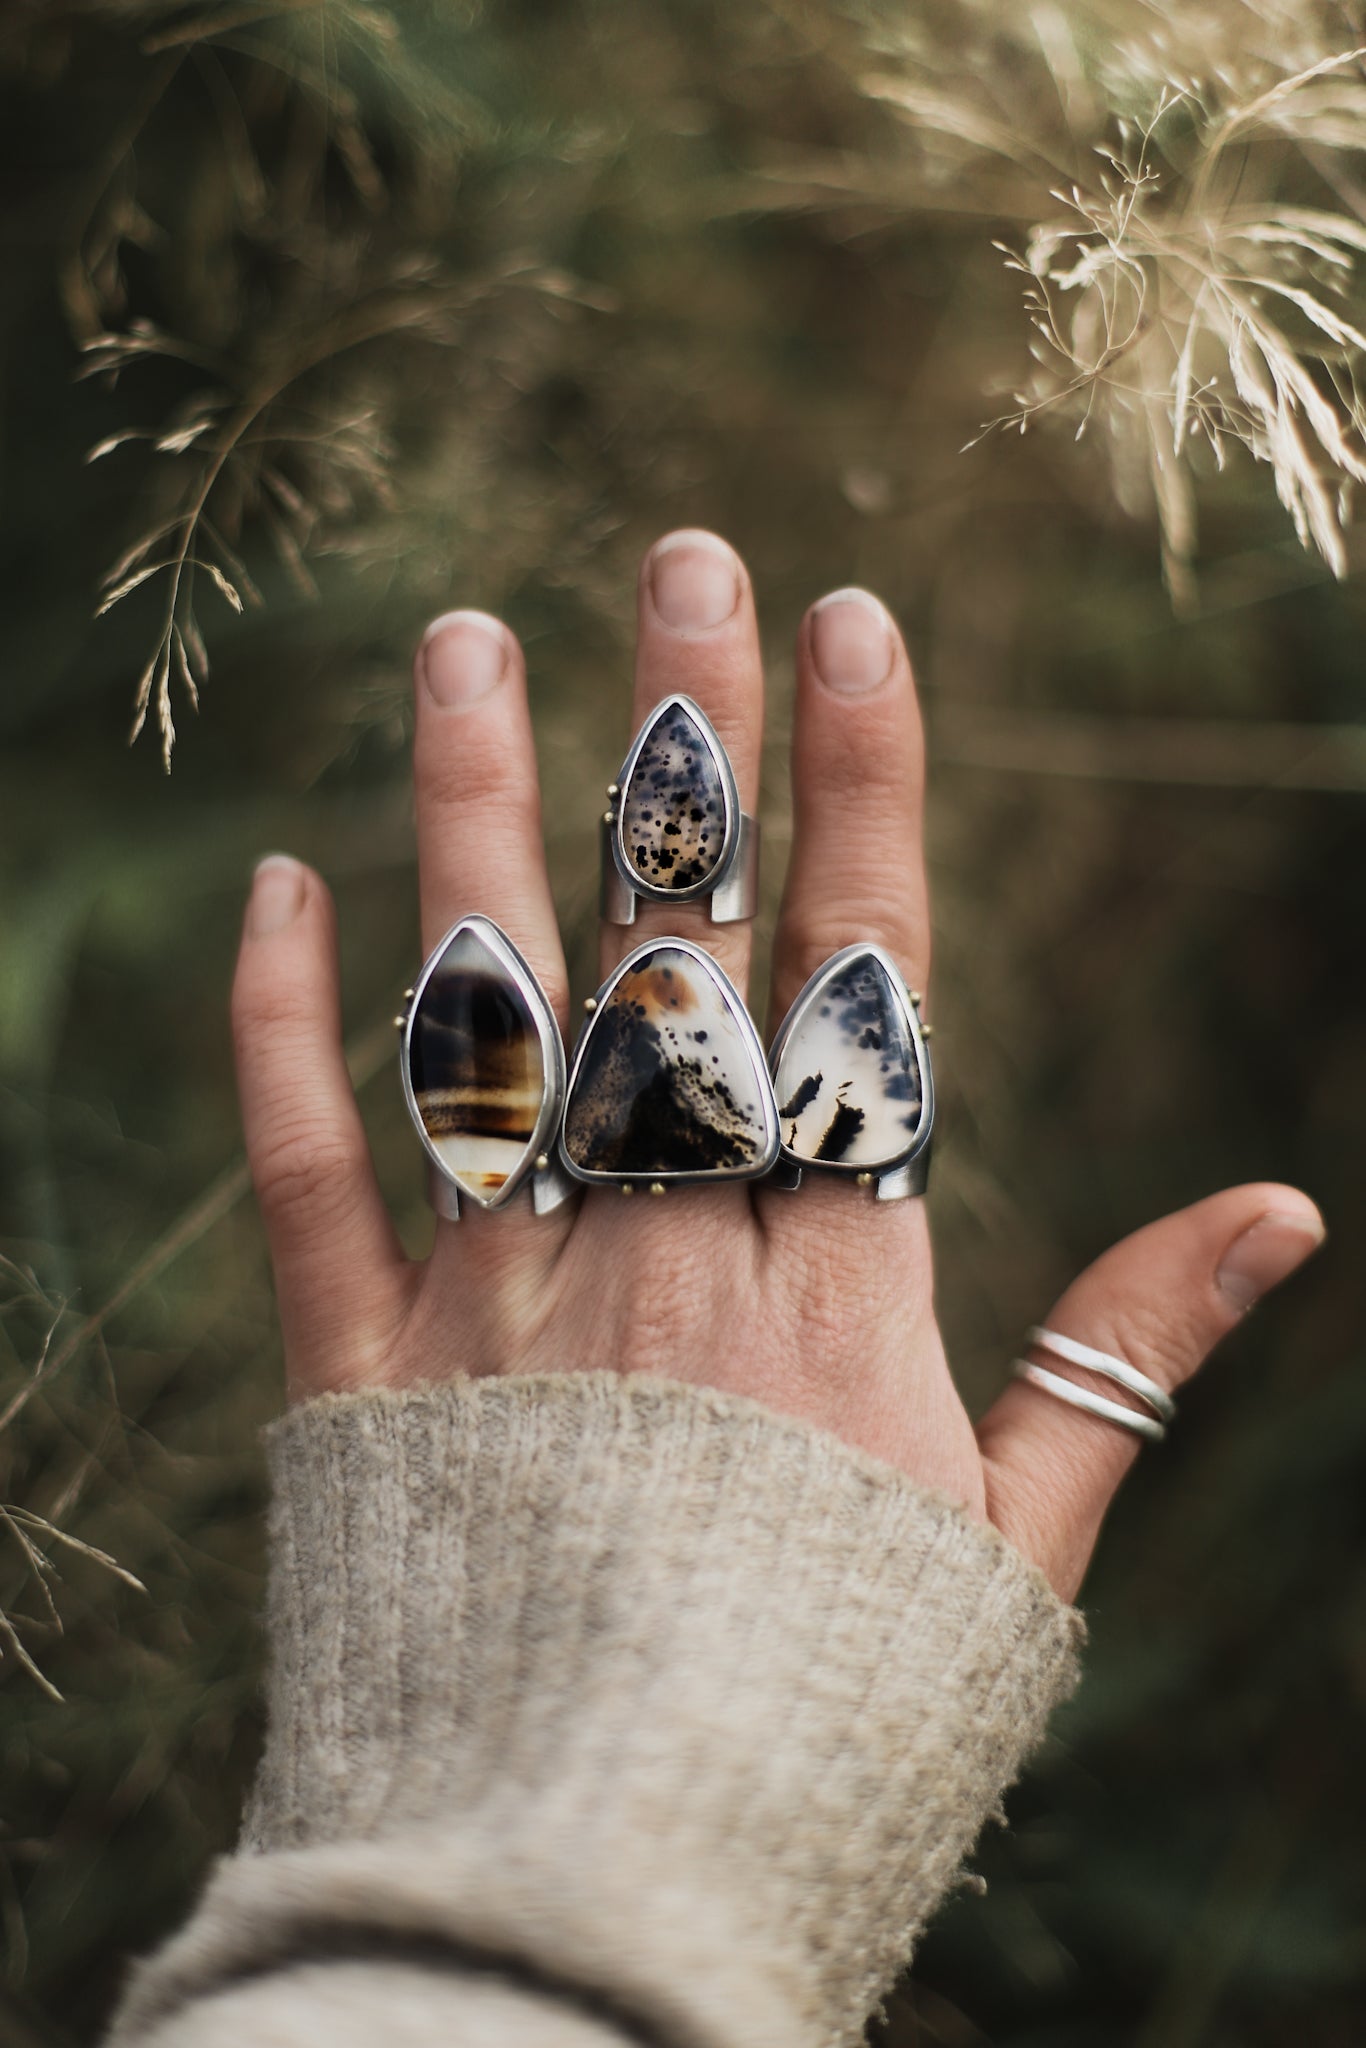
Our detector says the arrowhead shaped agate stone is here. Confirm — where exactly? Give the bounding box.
[563,942,777,1179]
[407,921,550,1207]
[618,698,730,896]
[772,948,924,1170]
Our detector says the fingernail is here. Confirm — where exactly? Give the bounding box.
[1216,1209,1326,1311]
[648,531,741,632]
[420,611,510,707]
[248,854,305,938]
[809,588,895,695]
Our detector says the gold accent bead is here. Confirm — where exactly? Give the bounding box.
[921,1023,934,1038]
[603,810,616,825]
[393,1014,406,1029]
[909,989,923,1006]
[584,996,598,1013]
[403,987,415,1000]
[534,1154,550,1173]
[856,1171,875,1187]
[649,1181,666,1197]
[606,782,620,798]
[620,1183,635,1197]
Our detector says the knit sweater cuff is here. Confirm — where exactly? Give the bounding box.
[114,1373,1082,2048]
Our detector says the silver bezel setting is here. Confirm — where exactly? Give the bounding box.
[400,913,571,1219]
[560,935,780,1189]
[766,942,934,1201]
[601,693,758,925]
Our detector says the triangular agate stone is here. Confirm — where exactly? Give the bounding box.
[406,918,556,1209]
[617,697,731,896]
[771,946,925,1170]
[562,941,778,1180]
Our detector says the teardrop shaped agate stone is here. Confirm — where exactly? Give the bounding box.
[408,924,546,1205]
[563,944,775,1177]
[772,951,922,1169]
[619,701,727,894]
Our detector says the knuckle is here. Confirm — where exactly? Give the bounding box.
[251,1120,366,1226]
[416,741,538,830]
[620,913,749,991]
[809,730,916,808]
[782,908,928,996]
[231,970,313,1052]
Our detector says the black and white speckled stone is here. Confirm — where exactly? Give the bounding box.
[562,944,775,1178]
[408,925,546,1204]
[619,701,727,894]
[772,951,923,1169]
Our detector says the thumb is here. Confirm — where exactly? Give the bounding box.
[977,1184,1325,1601]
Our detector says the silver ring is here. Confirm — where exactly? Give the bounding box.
[560,936,779,1191]
[600,694,759,925]
[1011,1362,1168,1443]
[399,914,575,1220]
[765,944,933,1201]
[1027,1326,1176,1423]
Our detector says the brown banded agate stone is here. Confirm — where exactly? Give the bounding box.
[563,944,773,1178]
[408,925,546,1205]
[619,700,727,894]
[772,951,923,1169]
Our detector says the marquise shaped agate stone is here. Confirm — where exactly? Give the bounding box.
[772,948,924,1170]
[407,921,551,1207]
[618,698,730,896]
[562,943,777,1180]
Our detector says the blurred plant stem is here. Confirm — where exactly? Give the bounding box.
[0,1009,395,1690]
[934,708,1366,788]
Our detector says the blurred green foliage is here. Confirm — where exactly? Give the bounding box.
[0,5,1363,2043]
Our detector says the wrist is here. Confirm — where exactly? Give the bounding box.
[116,1374,1082,2048]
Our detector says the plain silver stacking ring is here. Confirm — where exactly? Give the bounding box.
[1027,1325,1177,1423]
[1010,1362,1168,1443]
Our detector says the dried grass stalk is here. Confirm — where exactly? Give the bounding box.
[44,1,1366,754]
[861,4,1366,601]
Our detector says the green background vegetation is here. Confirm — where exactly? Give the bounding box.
[1,5,1363,2042]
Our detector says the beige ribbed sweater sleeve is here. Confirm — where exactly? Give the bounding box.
[110,1373,1082,2048]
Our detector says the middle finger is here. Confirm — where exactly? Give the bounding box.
[598,530,765,1000]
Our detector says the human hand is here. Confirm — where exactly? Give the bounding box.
[231,531,1323,1600]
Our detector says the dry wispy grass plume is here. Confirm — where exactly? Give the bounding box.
[0,1252,148,1711]
[64,0,607,767]
[757,1,1366,609]
[67,1,1366,758]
